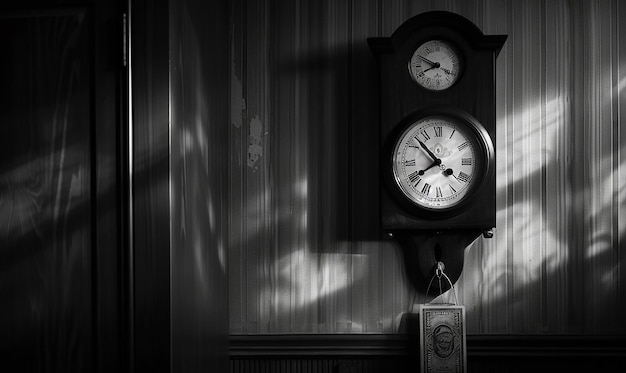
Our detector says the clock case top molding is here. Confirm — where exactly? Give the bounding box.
[368,11,506,233]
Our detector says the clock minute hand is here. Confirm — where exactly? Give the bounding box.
[417,55,438,66]
[416,139,440,162]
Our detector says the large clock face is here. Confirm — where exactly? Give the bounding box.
[391,113,490,211]
[408,39,463,91]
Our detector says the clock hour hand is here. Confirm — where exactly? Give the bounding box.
[423,62,441,73]
[419,159,442,175]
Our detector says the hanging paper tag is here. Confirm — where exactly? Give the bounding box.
[419,304,467,373]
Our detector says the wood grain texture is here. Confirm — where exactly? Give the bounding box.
[230,0,626,335]
[0,3,126,371]
[0,8,93,372]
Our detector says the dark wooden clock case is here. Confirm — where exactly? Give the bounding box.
[368,11,506,292]
[369,11,506,232]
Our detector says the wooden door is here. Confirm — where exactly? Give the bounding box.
[0,2,127,372]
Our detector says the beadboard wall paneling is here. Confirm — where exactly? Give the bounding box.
[229,0,626,335]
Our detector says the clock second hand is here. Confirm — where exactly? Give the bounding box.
[440,67,453,75]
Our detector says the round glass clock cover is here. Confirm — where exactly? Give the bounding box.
[391,114,489,210]
[408,39,462,91]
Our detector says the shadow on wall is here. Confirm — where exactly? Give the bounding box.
[230,3,626,334]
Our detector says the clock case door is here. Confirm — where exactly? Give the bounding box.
[369,11,506,232]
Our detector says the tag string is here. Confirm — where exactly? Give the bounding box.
[424,261,458,305]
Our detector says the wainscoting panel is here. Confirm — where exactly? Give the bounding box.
[230,334,626,373]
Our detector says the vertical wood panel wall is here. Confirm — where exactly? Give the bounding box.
[230,0,626,335]
[170,0,230,371]
[131,0,229,372]
[132,0,231,371]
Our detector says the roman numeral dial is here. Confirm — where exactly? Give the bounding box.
[390,111,493,211]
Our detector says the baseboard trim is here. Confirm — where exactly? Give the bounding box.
[230,334,626,358]
[230,334,408,357]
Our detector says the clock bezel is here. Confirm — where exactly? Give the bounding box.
[383,107,494,219]
[407,38,465,92]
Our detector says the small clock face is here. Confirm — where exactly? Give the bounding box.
[391,114,488,211]
[408,40,462,91]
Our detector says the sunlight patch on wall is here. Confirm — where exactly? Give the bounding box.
[258,247,367,323]
[501,96,567,270]
[0,146,87,238]
[584,157,626,257]
[463,95,571,330]
[295,178,308,231]
[617,75,626,95]
[499,98,563,188]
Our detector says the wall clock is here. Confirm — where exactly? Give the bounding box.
[368,11,506,293]
[386,108,494,217]
[408,39,463,91]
